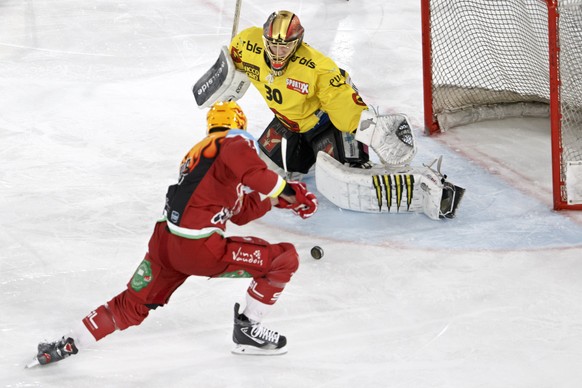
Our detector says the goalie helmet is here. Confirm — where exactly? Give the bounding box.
[262,10,304,76]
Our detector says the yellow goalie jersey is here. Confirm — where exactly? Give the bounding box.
[229,27,367,134]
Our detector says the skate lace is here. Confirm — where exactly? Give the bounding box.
[251,324,280,343]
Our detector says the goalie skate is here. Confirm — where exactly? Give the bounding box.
[440,182,465,219]
[425,156,466,219]
[231,303,288,356]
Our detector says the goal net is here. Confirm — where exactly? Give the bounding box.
[421,0,582,210]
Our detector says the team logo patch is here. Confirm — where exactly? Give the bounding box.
[230,47,242,64]
[286,78,309,94]
[260,127,283,153]
[352,92,366,106]
[130,259,153,291]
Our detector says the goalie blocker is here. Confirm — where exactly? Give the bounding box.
[315,152,464,220]
[192,46,251,108]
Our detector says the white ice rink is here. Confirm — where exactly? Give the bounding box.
[2,0,582,387]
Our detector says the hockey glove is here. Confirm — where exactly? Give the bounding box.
[276,181,318,219]
[355,109,417,166]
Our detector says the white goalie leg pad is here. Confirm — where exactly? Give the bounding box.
[315,152,446,220]
[355,110,417,166]
[192,46,251,108]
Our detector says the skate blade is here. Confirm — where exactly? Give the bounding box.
[25,357,40,369]
[231,344,288,356]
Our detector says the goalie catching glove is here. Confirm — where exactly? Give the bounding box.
[355,108,417,166]
[275,181,318,219]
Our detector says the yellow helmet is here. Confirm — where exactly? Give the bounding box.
[262,10,304,76]
[206,101,247,133]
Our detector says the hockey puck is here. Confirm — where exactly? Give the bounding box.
[310,246,324,260]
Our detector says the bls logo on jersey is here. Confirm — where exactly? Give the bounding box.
[244,40,263,54]
[290,56,316,69]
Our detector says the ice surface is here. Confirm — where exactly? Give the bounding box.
[2,1,582,387]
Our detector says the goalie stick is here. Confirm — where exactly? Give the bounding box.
[231,0,242,39]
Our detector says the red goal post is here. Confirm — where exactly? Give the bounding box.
[421,0,582,210]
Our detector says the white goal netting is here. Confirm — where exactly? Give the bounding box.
[426,0,582,205]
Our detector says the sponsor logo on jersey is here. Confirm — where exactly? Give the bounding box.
[286,78,309,94]
[329,74,345,88]
[289,55,316,69]
[243,40,263,55]
[231,247,264,266]
[242,62,260,81]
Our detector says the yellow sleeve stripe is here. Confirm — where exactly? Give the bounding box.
[265,175,287,198]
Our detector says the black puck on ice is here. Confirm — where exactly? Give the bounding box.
[310,246,324,260]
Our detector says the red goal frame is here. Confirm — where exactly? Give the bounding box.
[421,0,582,211]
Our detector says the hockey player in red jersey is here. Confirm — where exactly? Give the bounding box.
[27,101,318,367]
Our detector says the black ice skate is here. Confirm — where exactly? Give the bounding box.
[25,337,78,368]
[232,303,287,356]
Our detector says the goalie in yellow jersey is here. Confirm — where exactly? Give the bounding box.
[192,10,465,220]
[229,10,375,175]
[194,10,385,174]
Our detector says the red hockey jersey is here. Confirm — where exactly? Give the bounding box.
[164,129,286,239]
